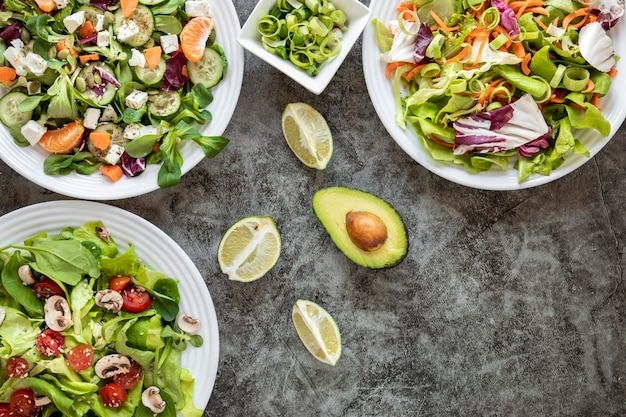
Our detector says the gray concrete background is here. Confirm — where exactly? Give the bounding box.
[1,0,626,415]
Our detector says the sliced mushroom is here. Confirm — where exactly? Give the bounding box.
[94,354,131,379]
[34,395,51,407]
[95,289,123,313]
[177,314,201,334]
[18,265,36,285]
[44,295,73,331]
[141,386,166,414]
[0,307,5,326]
[95,226,111,243]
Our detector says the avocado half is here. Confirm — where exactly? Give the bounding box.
[312,186,408,269]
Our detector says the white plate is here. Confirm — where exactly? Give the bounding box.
[363,0,626,190]
[0,1,244,200]
[0,201,219,411]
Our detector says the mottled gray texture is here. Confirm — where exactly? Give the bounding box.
[1,1,626,415]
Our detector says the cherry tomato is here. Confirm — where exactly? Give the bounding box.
[66,344,94,372]
[36,329,65,357]
[33,278,64,300]
[112,360,143,389]
[0,403,13,417]
[9,389,37,417]
[5,357,28,378]
[120,285,151,313]
[109,276,132,292]
[99,382,127,408]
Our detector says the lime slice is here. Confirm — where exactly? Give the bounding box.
[292,299,342,366]
[217,216,281,282]
[281,102,333,170]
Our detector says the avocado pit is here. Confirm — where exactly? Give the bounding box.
[345,211,388,252]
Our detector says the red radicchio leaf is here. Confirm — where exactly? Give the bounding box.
[162,52,189,92]
[120,152,146,177]
[492,0,520,37]
[0,22,22,44]
[80,34,98,45]
[413,23,433,64]
[90,0,115,11]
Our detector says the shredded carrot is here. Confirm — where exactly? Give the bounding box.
[79,20,96,38]
[56,42,69,52]
[404,64,427,82]
[478,78,505,105]
[100,165,124,182]
[89,131,111,150]
[589,93,599,108]
[562,8,589,29]
[581,78,595,93]
[446,45,470,63]
[510,0,544,16]
[429,10,460,32]
[608,68,618,78]
[397,2,417,21]
[525,6,550,15]
[143,46,162,70]
[472,35,488,65]
[181,64,188,77]
[386,61,413,79]
[510,41,526,59]
[0,67,16,86]
[521,53,532,75]
[79,54,100,64]
[427,134,454,148]
[533,16,549,30]
[548,89,568,103]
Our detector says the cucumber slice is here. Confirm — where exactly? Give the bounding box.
[114,5,154,47]
[187,47,225,89]
[77,63,118,106]
[0,92,33,127]
[147,91,181,118]
[133,59,166,87]
[139,0,167,4]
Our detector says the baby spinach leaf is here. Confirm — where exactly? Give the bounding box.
[1,253,43,316]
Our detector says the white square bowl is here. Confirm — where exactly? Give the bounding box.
[237,0,371,95]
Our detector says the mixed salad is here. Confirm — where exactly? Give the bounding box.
[0,221,205,417]
[0,0,229,188]
[373,0,623,182]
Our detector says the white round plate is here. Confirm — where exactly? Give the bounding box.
[0,201,219,411]
[363,0,626,190]
[0,1,244,200]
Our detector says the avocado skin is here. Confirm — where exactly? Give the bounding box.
[312,186,408,269]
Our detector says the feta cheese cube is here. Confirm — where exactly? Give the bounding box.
[125,90,148,110]
[63,11,85,34]
[116,20,140,43]
[185,1,211,17]
[123,123,142,139]
[160,34,179,54]
[100,105,118,122]
[95,14,105,31]
[3,47,25,76]
[102,144,124,165]
[128,48,146,67]
[54,0,70,9]
[23,53,47,76]
[83,108,101,130]
[97,31,110,47]
[21,120,47,146]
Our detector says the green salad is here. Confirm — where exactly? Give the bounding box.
[0,221,204,417]
[374,0,622,182]
[0,0,228,188]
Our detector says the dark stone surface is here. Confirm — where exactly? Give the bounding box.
[1,1,625,415]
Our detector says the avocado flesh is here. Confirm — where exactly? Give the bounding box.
[312,187,408,269]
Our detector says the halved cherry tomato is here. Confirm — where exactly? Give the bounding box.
[109,276,132,292]
[36,329,65,357]
[5,357,28,378]
[0,403,13,417]
[99,382,127,408]
[33,277,64,299]
[120,285,151,313]
[9,388,38,417]
[66,344,95,372]
[112,360,143,389]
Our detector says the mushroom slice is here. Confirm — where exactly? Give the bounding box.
[142,386,166,414]
[95,289,123,313]
[95,226,111,243]
[177,314,201,334]
[95,354,131,379]
[18,265,36,285]
[35,395,51,407]
[0,307,5,326]
[44,295,73,331]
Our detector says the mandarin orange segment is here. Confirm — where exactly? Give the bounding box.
[34,0,56,12]
[39,121,85,154]
[180,16,214,62]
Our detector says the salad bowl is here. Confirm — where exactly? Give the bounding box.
[0,0,244,200]
[362,0,626,190]
[0,200,219,412]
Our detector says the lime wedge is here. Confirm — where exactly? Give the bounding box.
[281,102,333,170]
[217,216,281,282]
[292,299,342,366]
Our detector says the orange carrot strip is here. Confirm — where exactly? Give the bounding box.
[510,41,526,59]
[478,78,505,105]
[429,10,460,32]
[143,46,162,70]
[525,6,550,15]
[521,52,532,75]
[404,64,427,81]
[533,16,549,30]
[0,67,16,86]
[581,78,595,93]
[386,61,413,79]
[79,20,96,38]
[562,8,589,29]
[590,93,599,108]
[56,42,69,52]
[79,54,100,64]
[100,165,124,182]
[89,131,111,150]
[608,68,618,78]
[397,2,417,22]
[427,134,454,148]
[446,45,470,63]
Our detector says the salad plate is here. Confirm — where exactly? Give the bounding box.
[362,0,626,191]
[0,200,219,411]
[0,0,244,200]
